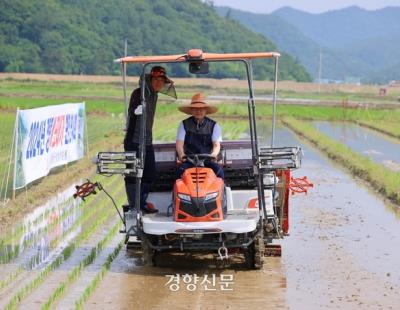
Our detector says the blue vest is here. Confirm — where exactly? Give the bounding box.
[183,116,216,155]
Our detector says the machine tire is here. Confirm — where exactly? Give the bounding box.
[141,237,154,266]
[254,234,265,269]
[152,250,159,267]
[244,233,265,270]
[222,187,228,218]
[244,245,255,269]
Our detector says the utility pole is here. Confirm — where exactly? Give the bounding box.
[318,47,322,94]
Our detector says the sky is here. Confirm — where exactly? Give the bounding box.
[211,0,400,14]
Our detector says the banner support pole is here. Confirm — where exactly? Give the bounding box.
[12,108,20,200]
[1,109,17,204]
[84,102,89,157]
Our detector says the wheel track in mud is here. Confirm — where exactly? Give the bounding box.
[84,248,287,310]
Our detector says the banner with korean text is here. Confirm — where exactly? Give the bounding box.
[14,103,86,189]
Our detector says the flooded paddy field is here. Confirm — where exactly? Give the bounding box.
[0,175,125,309]
[0,184,82,270]
[313,121,400,172]
[280,129,400,309]
[0,121,399,309]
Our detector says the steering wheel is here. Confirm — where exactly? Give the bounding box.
[182,154,216,166]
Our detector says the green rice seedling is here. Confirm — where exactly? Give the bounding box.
[41,213,123,309]
[4,185,125,310]
[0,80,122,98]
[1,178,121,293]
[0,96,125,114]
[218,119,249,140]
[0,266,23,292]
[75,241,124,310]
[0,175,119,266]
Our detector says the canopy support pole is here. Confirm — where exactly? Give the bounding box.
[271,55,279,148]
[121,62,129,128]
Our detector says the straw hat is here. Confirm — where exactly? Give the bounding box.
[178,93,218,115]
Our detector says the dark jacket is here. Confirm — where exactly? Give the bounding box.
[124,81,158,149]
[183,116,216,155]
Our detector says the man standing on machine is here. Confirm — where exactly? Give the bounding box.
[124,66,176,214]
[176,93,224,179]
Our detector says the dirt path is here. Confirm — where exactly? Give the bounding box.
[0,72,387,94]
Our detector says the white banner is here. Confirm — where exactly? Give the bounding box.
[14,103,86,189]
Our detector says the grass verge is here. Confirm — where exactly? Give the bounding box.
[355,120,400,140]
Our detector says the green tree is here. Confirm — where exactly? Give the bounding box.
[0,0,311,81]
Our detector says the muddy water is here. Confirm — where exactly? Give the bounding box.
[85,125,400,309]
[313,121,400,172]
[280,129,400,309]
[86,251,286,309]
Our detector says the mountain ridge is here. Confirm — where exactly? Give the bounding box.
[216,5,400,82]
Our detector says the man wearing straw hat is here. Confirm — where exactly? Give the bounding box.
[124,66,176,214]
[176,93,224,179]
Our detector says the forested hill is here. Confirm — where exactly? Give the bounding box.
[0,0,311,81]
